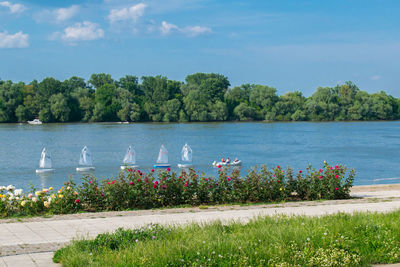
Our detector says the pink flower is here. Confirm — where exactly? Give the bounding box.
[151,169,155,173]
[111,180,116,184]
[75,199,80,203]
[272,174,275,177]
[335,174,339,179]
[320,176,323,179]
[184,182,189,187]
[107,182,110,185]
[154,181,159,185]
[129,181,134,185]
[217,165,221,169]
[299,170,302,174]
[153,184,157,189]
[335,165,339,169]
[205,178,208,181]
[137,170,141,173]
[319,169,323,173]
[277,165,280,169]
[282,170,284,173]
[335,187,339,190]
[28,193,33,199]
[330,167,333,170]
[167,167,171,172]
[227,177,231,182]
[277,180,280,183]
[128,168,133,172]
[88,181,92,184]
[137,179,141,182]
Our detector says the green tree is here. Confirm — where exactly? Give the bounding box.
[50,93,71,122]
[89,73,114,89]
[233,102,256,121]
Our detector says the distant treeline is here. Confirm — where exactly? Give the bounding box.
[0,73,399,123]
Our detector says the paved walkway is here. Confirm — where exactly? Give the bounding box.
[0,186,399,266]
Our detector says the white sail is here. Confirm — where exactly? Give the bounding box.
[79,146,93,166]
[39,148,52,169]
[181,143,192,163]
[156,145,168,164]
[123,146,136,164]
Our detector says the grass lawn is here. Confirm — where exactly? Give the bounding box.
[54,210,400,266]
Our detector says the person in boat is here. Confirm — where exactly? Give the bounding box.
[234,157,239,163]
[221,157,225,163]
[226,157,231,163]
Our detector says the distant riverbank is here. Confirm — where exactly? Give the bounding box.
[1,73,399,124]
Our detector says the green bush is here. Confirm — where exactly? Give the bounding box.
[0,162,355,218]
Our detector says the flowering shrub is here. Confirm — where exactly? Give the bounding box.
[0,162,355,218]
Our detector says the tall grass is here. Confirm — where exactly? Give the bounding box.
[54,210,400,266]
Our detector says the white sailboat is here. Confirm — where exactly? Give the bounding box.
[76,146,95,171]
[35,148,55,173]
[120,145,139,170]
[177,143,194,168]
[153,144,171,168]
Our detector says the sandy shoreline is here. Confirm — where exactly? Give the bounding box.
[351,183,400,192]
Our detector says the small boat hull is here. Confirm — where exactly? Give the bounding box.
[153,164,171,168]
[177,163,194,168]
[36,168,54,173]
[120,165,139,170]
[212,160,242,167]
[28,119,42,125]
[76,166,95,172]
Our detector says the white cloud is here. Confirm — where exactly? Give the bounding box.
[54,5,79,22]
[34,5,79,24]
[0,31,28,48]
[181,25,211,37]
[108,3,146,24]
[160,21,178,35]
[0,1,26,14]
[371,75,381,81]
[160,21,211,37]
[60,21,104,42]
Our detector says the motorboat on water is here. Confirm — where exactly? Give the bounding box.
[153,144,171,168]
[212,159,242,167]
[76,146,95,171]
[35,148,55,173]
[177,143,194,168]
[28,119,42,125]
[121,145,139,170]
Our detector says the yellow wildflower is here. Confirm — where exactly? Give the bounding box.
[35,191,41,196]
[280,187,283,191]
[21,200,26,207]
[58,194,63,199]
[0,194,4,199]
[49,187,53,190]
[50,194,55,199]
[43,201,50,208]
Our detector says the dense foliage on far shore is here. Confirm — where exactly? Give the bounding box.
[0,162,354,218]
[53,211,400,266]
[0,73,399,123]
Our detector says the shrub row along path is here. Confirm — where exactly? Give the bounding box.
[1,184,400,267]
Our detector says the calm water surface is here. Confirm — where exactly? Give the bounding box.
[1,122,399,190]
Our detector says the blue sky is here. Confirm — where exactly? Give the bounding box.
[0,0,399,96]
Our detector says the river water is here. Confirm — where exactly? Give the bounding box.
[1,121,399,190]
